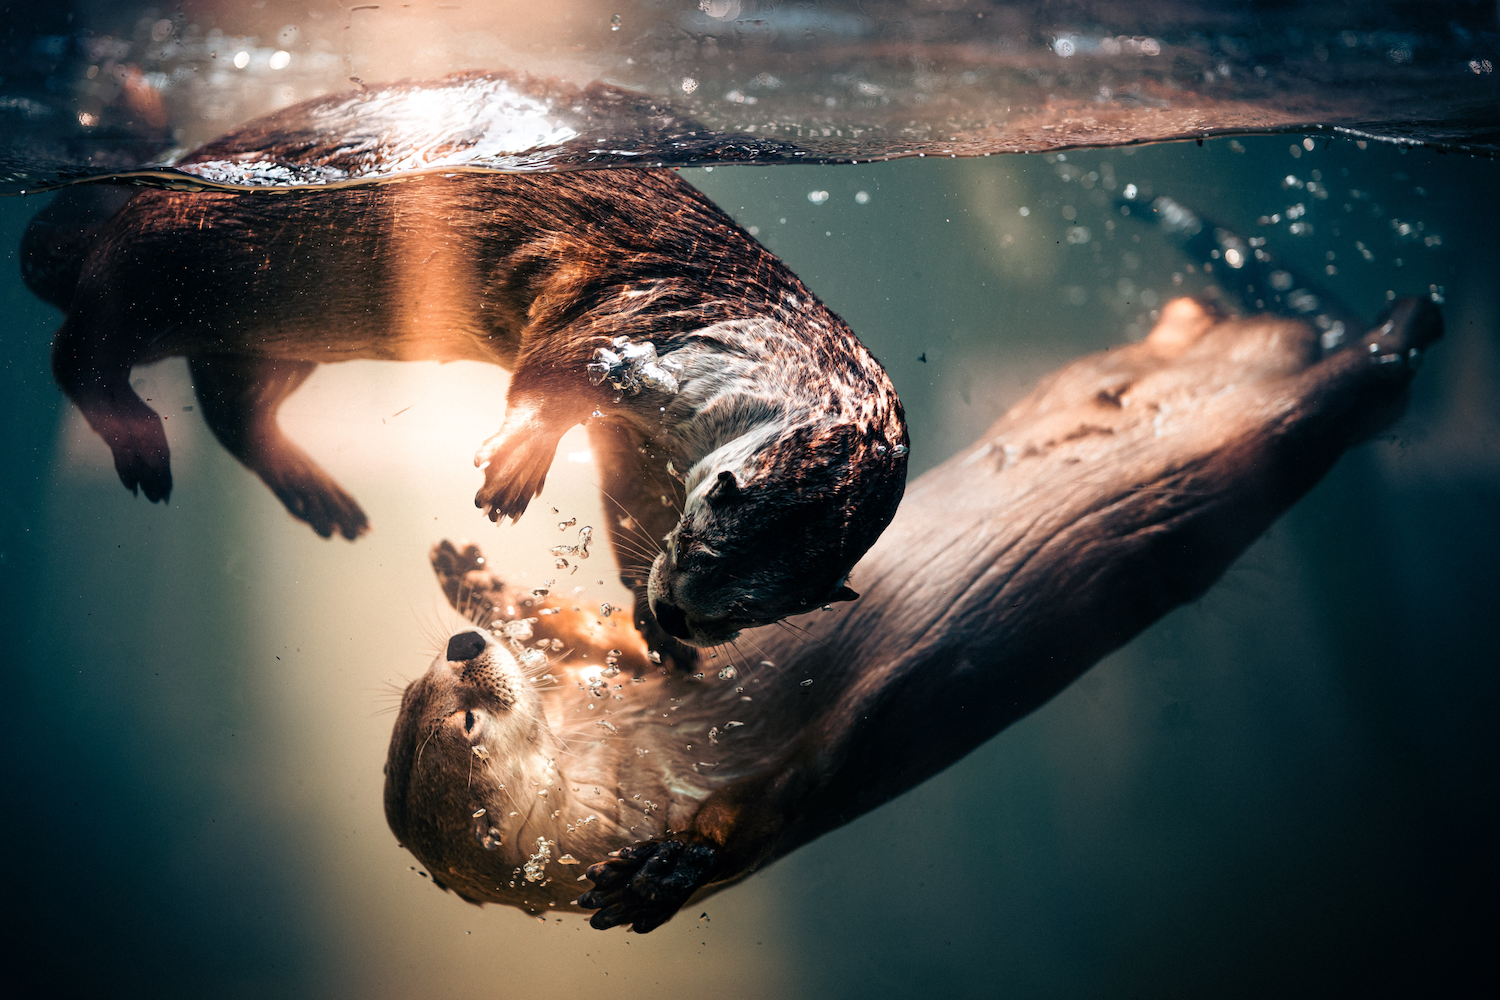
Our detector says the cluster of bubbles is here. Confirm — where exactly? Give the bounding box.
[587,336,684,395]
[1020,136,1451,345]
[549,523,593,572]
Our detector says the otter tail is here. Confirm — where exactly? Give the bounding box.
[19,184,132,310]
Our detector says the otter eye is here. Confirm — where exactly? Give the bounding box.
[464,710,477,733]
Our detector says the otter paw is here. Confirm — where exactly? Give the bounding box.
[267,475,369,541]
[578,839,719,933]
[106,411,173,503]
[429,539,510,622]
[431,539,489,582]
[473,432,558,523]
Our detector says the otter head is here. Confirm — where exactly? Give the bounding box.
[383,628,555,903]
[647,420,908,646]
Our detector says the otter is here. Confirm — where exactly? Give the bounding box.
[385,293,1442,932]
[20,76,908,647]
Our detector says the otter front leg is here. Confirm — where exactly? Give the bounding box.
[51,317,172,502]
[580,841,720,933]
[430,539,511,625]
[472,359,596,523]
[579,767,801,932]
[188,355,369,539]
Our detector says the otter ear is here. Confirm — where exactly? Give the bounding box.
[706,470,741,504]
[830,585,860,603]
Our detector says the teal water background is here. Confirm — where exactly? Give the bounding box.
[1,135,1496,997]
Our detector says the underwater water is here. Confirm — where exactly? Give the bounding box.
[1,134,1496,998]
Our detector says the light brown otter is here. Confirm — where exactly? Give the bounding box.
[21,76,908,648]
[385,294,1442,933]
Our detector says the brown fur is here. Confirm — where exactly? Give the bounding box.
[23,78,908,645]
[386,295,1441,933]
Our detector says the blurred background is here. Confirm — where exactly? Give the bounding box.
[2,125,1496,997]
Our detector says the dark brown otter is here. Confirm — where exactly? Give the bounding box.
[385,293,1441,932]
[21,79,907,647]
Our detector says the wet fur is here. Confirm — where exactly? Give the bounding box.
[388,296,1442,932]
[23,82,907,639]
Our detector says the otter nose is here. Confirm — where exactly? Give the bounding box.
[652,600,693,641]
[446,631,487,662]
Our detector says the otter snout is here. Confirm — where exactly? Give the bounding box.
[646,555,743,647]
[650,598,693,641]
[646,592,741,647]
[434,628,522,709]
[446,630,487,662]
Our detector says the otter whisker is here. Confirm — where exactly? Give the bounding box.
[415,720,441,767]
[736,635,786,682]
[603,530,669,569]
[618,512,669,555]
[593,483,669,552]
[411,595,467,658]
[608,537,664,568]
[600,521,667,563]
[728,634,770,675]
[771,619,830,654]
[617,561,657,583]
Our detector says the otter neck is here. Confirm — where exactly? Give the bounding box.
[643,317,823,493]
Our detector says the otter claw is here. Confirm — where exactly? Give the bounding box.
[104,410,173,503]
[578,839,718,933]
[473,439,556,523]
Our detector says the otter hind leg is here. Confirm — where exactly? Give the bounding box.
[51,318,173,503]
[579,840,720,933]
[188,355,369,540]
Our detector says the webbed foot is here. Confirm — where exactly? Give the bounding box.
[578,839,719,933]
[472,405,567,523]
[260,447,369,540]
[105,405,173,503]
[430,539,510,624]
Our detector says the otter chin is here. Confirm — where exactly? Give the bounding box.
[643,477,863,648]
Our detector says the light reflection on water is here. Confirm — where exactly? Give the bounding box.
[1,134,1496,996]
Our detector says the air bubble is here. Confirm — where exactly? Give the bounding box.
[587,337,682,395]
[523,837,552,882]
